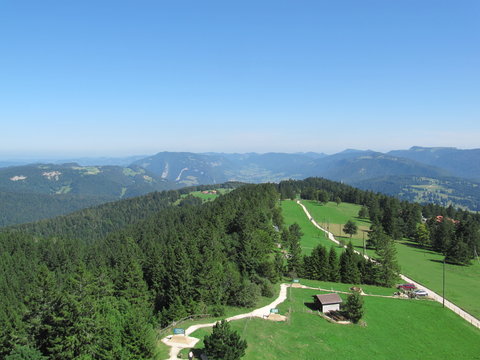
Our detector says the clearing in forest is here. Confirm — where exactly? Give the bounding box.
[184,280,480,360]
[298,200,480,320]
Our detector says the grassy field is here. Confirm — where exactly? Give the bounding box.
[187,188,231,201]
[156,283,281,357]
[281,200,340,255]
[298,200,480,319]
[302,200,370,242]
[187,280,479,360]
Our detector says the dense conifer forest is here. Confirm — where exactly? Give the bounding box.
[0,183,280,359]
[1,177,478,359]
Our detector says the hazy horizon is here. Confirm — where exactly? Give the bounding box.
[1,145,479,163]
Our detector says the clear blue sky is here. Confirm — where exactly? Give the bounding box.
[1,0,479,157]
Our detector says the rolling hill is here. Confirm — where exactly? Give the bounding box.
[0,163,176,226]
[388,146,480,180]
[1,146,479,227]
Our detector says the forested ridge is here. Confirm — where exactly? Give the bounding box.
[0,183,281,359]
[0,191,114,227]
[1,177,479,359]
[4,182,242,243]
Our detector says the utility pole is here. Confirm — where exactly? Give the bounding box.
[443,257,446,308]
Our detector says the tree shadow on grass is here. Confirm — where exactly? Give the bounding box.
[399,241,438,255]
[429,259,467,266]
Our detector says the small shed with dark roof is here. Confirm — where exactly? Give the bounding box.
[314,293,343,313]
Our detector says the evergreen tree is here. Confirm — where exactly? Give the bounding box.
[358,206,369,219]
[375,234,400,287]
[204,320,247,360]
[5,345,46,360]
[366,222,385,250]
[327,246,340,282]
[309,245,329,280]
[381,198,400,239]
[339,243,361,284]
[343,292,364,323]
[431,219,455,253]
[286,224,303,276]
[22,265,59,357]
[317,190,330,204]
[446,241,471,265]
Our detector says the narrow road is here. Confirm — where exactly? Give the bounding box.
[296,200,480,329]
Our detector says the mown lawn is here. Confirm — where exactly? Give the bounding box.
[298,200,480,319]
[188,281,480,360]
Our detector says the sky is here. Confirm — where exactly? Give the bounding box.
[1,0,479,157]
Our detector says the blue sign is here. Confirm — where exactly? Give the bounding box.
[173,328,185,335]
[293,279,300,283]
[270,308,279,314]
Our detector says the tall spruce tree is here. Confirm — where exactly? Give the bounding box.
[375,234,400,287]
[339,243,361,284]
[327,246,340,282]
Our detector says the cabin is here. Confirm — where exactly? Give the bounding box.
[314,293,343,313]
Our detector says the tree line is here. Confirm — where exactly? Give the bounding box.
[279,177,480,265]
[0,183,282,359]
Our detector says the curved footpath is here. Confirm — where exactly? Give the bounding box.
[162,284,289,360]
[296,200,480,329]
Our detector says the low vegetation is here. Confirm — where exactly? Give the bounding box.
[187,282,480,360]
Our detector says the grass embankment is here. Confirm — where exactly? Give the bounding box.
[187,279,480,360]
[300,200,480,319]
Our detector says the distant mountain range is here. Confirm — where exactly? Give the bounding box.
[1,146,479,226]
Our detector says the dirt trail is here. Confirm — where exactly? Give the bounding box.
[162,283,289,359]
[296,200,480,329]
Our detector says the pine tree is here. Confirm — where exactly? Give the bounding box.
[309,245,329,280]
[343,292,364,323]
[5,345,46,360]
[286,224,303,276]
[358,206,369,219]
[375,234,400,287]
[204,320,247,360]
[327,247,340,282]
[22,265,59,357]
[339,243,361,284]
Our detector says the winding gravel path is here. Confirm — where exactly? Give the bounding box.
[296,200,480,329]
[162,283,289,359]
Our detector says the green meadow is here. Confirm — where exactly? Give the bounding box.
[281,200,338,255]
[187,280,480,360]
[188,188,231,201]
[298,200,480,319]
[157,284,280,357]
